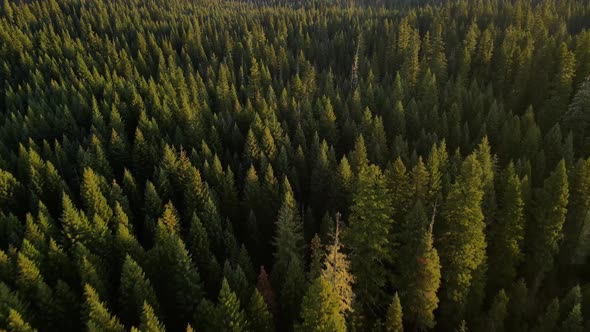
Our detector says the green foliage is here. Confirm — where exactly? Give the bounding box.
[139,302,166,332]
[297,276,346,332]
[248,289,274,332]
[217,278,248,332]
[385,293,403,332]
[0,0,588,330]
[398,202,441,330]
[345,164,394,313]
[84,284,125,332]
[438,154,486,324]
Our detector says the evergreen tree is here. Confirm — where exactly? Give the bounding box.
[148,205,203,331]
[248,289,274,332]
[560,158,590,265]
[322,215,354,316]
[385,293,403,332]
[217,278,248,332]
[138,302,166,332]
[488,163,525,291]
[84,284,125,332]
[437,154,486,325]
[344,164,394,313]
[297,276,346,332]
[119,255,159,327]
[399,202,441,330]
[533,298,559,332]
[7,309,36,332]
[526,160,569,288]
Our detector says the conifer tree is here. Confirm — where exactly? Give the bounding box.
[309,234,323,282]
[84,284,125,332]
[7,309,36,332]
[119,255,159,327]
[138,302,166,332]
[386,157,412,221]
[344,164,394,313]
[399,202,441,330]
[218,278,248,332]
[437,154,486,325]
[297,276,346,332]
[533,298,559,332]
[486,290,509,332]
[148,205,202,330]
[526,160,569,288]
[322,215,354,316]
[560,158,590,265]
[248,289,274,332]
[488,163,525,291]
[559,303,583,332]
[272,178,304,289]
[385,293,403,332]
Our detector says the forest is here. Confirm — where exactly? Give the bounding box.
[0,0,590,330]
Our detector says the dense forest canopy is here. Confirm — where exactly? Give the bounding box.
[0,0,590,330]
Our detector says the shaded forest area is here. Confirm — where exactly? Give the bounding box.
[0,0,590,330]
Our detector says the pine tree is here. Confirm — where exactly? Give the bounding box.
[411,157,430,204]
[297,276,346,332]
[559,304,583,332]
[218,278,248,332]
[119,255,159,327]
[526,160,569,288]
[399,202,441,330]
[272,178,304,289]
[533,298,559,332]
[344,164,394,313]
[322,215,354,316]
[84,284,125,332]
[138,302,166,332]
[248,289,274,332]
[147,206,203,330]
[560,158,590,265]
[386,157,412,222]
[488,163,525,291]
[385,293,403,332]
[280,257,306,327]
[486,290,509,332]
[309,234,323,281]
[186,213,220,291]
[7,309,37,332]
[437,154,486,325]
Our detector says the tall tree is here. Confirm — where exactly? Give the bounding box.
[297,276,346,332]
[526,160,569,289]
[487,163,525,291]
[344,164,394,314]
[437,154,486,325]
[217,278,248,332]
[399,202,441,330]
[322,215,354,316]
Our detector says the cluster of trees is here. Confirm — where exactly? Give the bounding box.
[0,0,590,330]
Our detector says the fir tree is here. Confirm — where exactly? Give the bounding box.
[217,278,248,332]
[344,164,394,313]
[437,154,486,325]
[297,276,346,332]
[385,293,403,332]
[84,284,125,332]
[138,302,166,332]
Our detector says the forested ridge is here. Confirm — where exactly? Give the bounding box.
[0,0,590,330]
